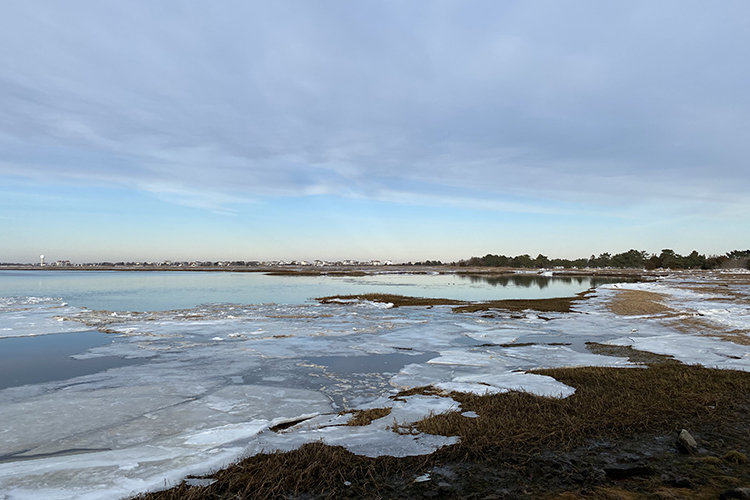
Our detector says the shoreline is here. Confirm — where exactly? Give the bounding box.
[0,263,649,278]
[3,270,750,500]
[134,270,750,500]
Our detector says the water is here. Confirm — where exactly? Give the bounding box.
[3,271,672,498]
[0,331,142,390]
[0,270,617,312]
[305,351,439,375]
[0,270,624,392]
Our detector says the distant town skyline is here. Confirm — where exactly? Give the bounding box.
[4,248,747,270]
[2,1,749,263]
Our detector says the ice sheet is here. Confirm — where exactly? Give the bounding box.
[605,334,750,370]
[0,298,90,338]
[246,394,460,458]
[3,274,750,499]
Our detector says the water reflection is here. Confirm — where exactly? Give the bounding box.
[0,270,634,311]
[457,274,631,289]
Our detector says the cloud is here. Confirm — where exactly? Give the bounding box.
[0,1,748,215]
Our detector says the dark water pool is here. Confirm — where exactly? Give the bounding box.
[304,351,438,375]
[0,331,142,390]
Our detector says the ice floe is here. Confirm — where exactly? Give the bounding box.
[0,297,90,338]
[2,272,750,499]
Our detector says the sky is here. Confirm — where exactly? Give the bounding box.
[1,1,749,263]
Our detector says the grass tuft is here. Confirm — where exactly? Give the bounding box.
[390,385,446,401]
[724,450,749,464]
[700,456,723,466]
[340,407,392,426]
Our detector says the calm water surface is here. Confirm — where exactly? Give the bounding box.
[0,270,619,311]
[0,331,143,390]
[0,270,624,390]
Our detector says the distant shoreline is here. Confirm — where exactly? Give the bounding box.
[0,264,649,279]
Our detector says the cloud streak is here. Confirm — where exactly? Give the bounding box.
[1,1,749,217]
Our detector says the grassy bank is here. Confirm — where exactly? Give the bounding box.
[134,361,750,500]
[316,291,593,313]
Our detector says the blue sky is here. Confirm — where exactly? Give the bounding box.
[1,1,749,263]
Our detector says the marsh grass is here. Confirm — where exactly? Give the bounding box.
[724,450,748,464]
[340,407,392,426]
[135,442,429,500]
[453,290,593,313]
[415,364,750,460]
[606,289,673,316]
[135,363,750,500]
[672,316,750,345]
[316,293,466,307]
[318,291,594,313]
[390,385,445,401]
[605,282,750,345]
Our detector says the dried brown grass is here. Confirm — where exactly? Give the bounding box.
[605,276,750,346]
[135,442,427,500]
[606,289,673,316]
[671,316,750,345]
[341,407,392,426]
[414,364,750,459]
[316,293,466,307]
[134,363,750,500]
[318,291,595,313]
[453,294,589,314]
[390,385,445,401]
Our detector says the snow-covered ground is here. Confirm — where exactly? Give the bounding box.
[1,272,749,500]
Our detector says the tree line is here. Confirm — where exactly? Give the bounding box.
[453,249,750,270]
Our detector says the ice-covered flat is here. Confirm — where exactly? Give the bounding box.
[2,273,750,500]
[0,298,89,338]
